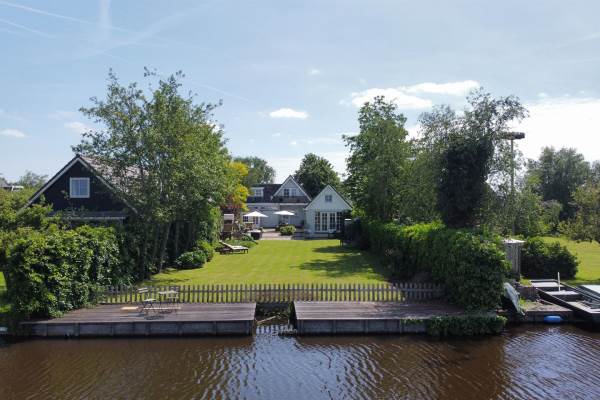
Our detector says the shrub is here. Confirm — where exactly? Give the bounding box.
[425,314,507,336]
[175,251,206,270]
[195,240,215,262]
[361,220,509,310]
[4,225,123,319]
[280,225,296,236]
[521,237,578,279]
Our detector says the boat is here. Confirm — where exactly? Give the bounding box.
[531,279,600,324]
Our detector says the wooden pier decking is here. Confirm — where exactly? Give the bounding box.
[293,301,465,335]
[20,303,256,337]
[531,280,600,324]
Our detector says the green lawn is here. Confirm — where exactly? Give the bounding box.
[542,237,600,285]
[148,240,388,285]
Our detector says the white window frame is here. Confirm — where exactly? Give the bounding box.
[283,188,290,197]
[325,194,333,203]
[69,177,90,198]
[251,187,264,197]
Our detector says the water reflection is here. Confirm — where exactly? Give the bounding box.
[0,325,598,399]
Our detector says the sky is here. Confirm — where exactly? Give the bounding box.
[1,0,600,182]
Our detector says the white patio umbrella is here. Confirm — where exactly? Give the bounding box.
[274,210,295,225]
[243,210,268,228]
[244,211,268,218]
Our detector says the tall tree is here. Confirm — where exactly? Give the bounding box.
[526,147,590,220]
[16,171,48,189]
[419,89,528,228]
[233,156,275,187]
[294,153,340,198]
[74,69,233,275]
[344,96,412,221]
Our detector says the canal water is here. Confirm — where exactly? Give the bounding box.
[0,325,598,400]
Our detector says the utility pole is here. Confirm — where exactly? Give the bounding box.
[504,132,525,235]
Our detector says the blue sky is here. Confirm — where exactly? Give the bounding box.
[1,0,600,182]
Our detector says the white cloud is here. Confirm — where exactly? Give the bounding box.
[269,108,309,119]
[64,121,91,135]
[0,128,26,138]
[513,96,600,161]
[48,110,78,120]
[272,132,282,137]
[344,80,480,109]
[404,80,480,96]
[308,68,321,76]
[347,88,432,109]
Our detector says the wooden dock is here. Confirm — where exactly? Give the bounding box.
[20,303,256,337]
[293,301,464,335]
[531,279,600,324]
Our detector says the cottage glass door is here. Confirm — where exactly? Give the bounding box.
[323,212,329,231]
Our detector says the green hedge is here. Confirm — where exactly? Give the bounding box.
[195,240,215,262]
[175,250,207,269]
[4,225,123,319]
[521,237,578,279]
[362,220,509,310]
[279,225,296,236]
[425,314,507,336]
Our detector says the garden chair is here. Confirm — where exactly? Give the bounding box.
[218,240,249,254]
[137,287,157,315]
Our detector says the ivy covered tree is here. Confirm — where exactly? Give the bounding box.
[294,153,340,198]
[74,69,235,276]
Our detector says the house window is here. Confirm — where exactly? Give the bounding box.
[69,177,90,198]
[251,187,263,197]
[336,212,343,231]
[315,212,321,231]
[325,194,333,203]
[329,213,336,230]
[283,188,290,197]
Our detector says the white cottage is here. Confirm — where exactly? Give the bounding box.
[304,185,352,238]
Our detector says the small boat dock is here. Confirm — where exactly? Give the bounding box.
[531,280,600,324]
[293,301,464,335]
[20,303,256,337]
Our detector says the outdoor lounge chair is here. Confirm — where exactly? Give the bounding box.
[218,240,249,254]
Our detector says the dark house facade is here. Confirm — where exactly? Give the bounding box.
[26,155,132,221]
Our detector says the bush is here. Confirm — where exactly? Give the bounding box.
[279,225,296,236]
[195,240,215,262]
[175,251,206,270]
[361,220,509,310]
[521,237,578,279]
[425,314,506,336]
[4,225,123,319]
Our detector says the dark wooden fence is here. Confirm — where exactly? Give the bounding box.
[100,282,444,304]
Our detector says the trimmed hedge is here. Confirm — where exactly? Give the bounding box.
[521,237,578,279]
[175,251,207,269]
[425,314,507,336]
[362,220,509,310]
[195,240,215,262]
[4,225,123,319]
[279,225,296,236]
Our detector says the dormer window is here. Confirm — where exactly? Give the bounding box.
[251,187,264,197]
[70,177,90,198]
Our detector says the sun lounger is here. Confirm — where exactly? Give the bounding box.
[218,240,249,254]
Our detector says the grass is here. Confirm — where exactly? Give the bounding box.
[148,240,388,286]
[542,236,600,285]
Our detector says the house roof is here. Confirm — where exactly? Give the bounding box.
[0,177,10,188]
[272,175,311,200]
[247,183,281,203]
[24,154,136,211]
[304,185,353,210]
